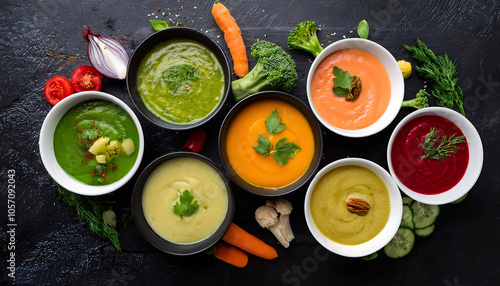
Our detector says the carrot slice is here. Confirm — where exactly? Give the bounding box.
[212,2,249,78]
[222,223,278,260]
[213,242,249,268]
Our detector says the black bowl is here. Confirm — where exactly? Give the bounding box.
[219,91,323,197]
[132,152,234,255]
[126,27,231,130]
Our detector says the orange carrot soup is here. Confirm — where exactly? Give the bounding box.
[310,48,391,130]
[226,99,315,189]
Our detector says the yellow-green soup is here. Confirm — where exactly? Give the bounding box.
[142,157,228,244]
[310,165,390,245]
[136,39,225,124]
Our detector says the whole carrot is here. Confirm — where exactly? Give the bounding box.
[212,2,249,78]
[222,223,278,260]
[213,242,249,268]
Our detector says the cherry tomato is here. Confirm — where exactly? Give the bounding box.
[71,65,103,92]
[43,76,74,105]
[183,129,207,153]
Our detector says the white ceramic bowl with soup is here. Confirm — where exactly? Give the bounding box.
[387,107,483,205]
[39,91,144,196]
[306,38,404,137]
[132,152,234,255]
[304,158,402,257]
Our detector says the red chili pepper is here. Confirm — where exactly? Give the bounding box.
[183,129,207,154]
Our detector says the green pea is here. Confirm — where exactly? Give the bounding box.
[357,20,369,39]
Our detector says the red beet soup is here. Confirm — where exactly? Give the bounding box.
[391,115,469,195]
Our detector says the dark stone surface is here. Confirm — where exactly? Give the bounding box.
[1,0,499,285]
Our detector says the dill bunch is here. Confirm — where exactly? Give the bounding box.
[54,182,131,252]
[405,39,465,116]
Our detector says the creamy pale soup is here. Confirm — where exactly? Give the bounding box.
[310,165,390,245]
[142,157,228,244]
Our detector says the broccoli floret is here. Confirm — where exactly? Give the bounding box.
[402,89,430,109]
[287,21,324,57]
[231,41,298,101]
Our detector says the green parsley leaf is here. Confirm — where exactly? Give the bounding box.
[253,134,272,156]
[332,66,362,101]
[265,108,286,135]
[172,190,200,219]
[272,138,301,165]
[149,20,180,31]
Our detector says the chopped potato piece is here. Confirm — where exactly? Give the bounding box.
[88,137,110,155]
[121,138,135,156]
[96,154,107,164]
[106,140,121,159]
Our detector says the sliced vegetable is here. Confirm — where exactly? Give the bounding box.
[212,2,249,78]
[400,205,415,230]
[211,242,249,268]
[361,252,378,260]
[44,76,74,105]
[415,224,435,237]
[402,196,414,206]
[450,193,468,204]
[183,129,207,154]
[384,228,415,258]
[82,26,129,80]
[411,201,440,229]
[222,223,278,260]
[71,65,102,92]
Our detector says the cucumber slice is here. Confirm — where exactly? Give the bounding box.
[384,228,415,258]
[400,205,415,229]
[361,252,378,260]
[402,196,414,206]
[450,193,468,204]
[415,224,435,237]
[411,201,440,229]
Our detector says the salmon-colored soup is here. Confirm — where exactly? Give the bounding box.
[226,99,315,189]
[310,48,391,130]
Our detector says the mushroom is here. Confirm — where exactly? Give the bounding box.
[255,205,290,248]
[255,198,295,248]
[268,198,295,243]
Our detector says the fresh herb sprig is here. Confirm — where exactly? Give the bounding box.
[55,182,124,252]
[149,20,179,31]
[420,127,466,161]
[332,66,362,101]
[253,109,301,165]
[173,190,200,219]
[404,39,465,116]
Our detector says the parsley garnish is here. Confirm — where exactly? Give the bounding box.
[332,66,362,101]
[420,127,466,161]
[265,108,286,135]
[173,190,200,219]
[253,109,301,165]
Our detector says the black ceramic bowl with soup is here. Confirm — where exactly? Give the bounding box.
[218,91,323,197]
[127,27,231,130]
[132,152,234,255]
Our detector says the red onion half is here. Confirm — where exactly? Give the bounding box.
[82,26,129,80]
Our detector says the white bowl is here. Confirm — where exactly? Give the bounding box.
[304,158,402,258]
[39,91,145,196]
[306,38,404,137]
[387,107,483,205]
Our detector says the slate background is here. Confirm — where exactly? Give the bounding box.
[1,0,500,285]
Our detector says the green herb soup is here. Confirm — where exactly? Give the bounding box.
[54,100,140,185]
[136,39,225,124]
